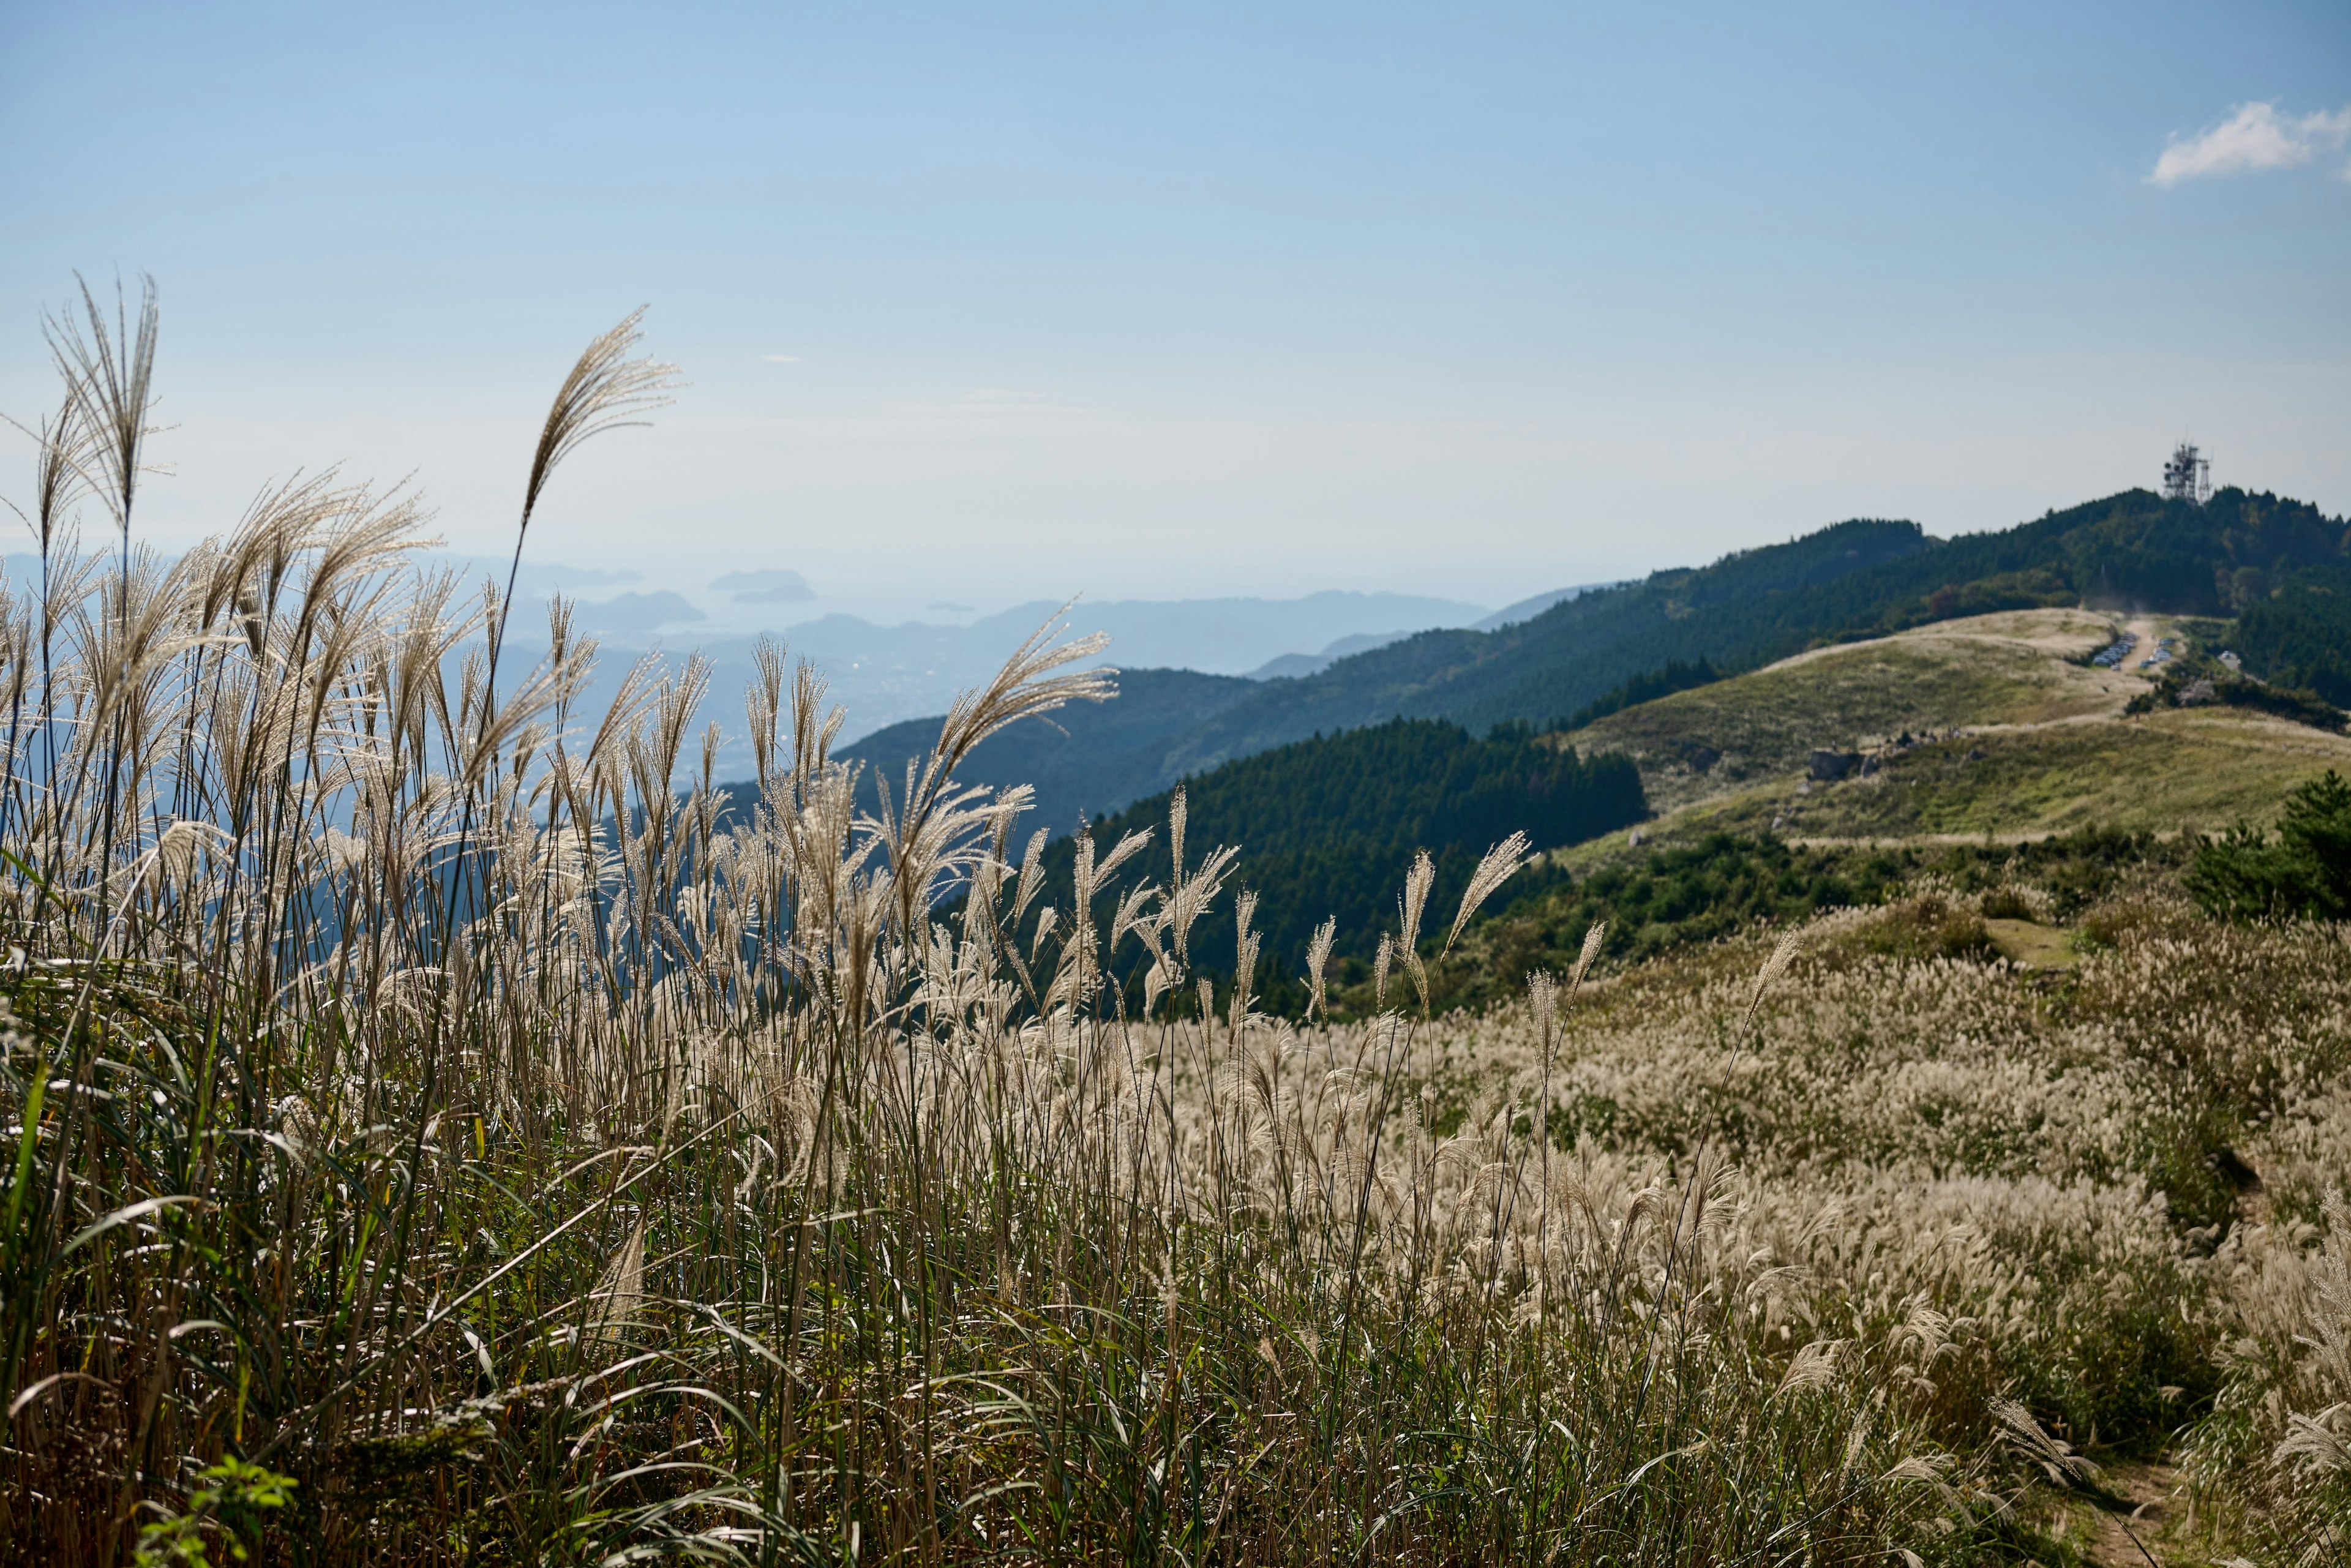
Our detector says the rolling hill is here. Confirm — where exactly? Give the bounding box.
[1150,484,2346,775]
[833,484,2349,834]
[1433,602,2351,1013]
[956,599,2351,1019]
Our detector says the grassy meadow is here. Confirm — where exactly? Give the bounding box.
[1570,610,2133,812]
[1561,609,2351,856]
[2,296,2347,1566]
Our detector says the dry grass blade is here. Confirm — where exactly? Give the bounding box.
[45,272,164,528]
[1570,919,1607,991]
[1775,1339,1845,1397]
[1305,917,1337,1021]
[1399,849,1434,953]
[1527,970,1559,1068]
[1990,1398,2101,1488]
[1169,782,1188,893]
[1745,925,1802,1028]
[587,1223,648,1349]
[0,401,105,553]
[1444,830,1531,958]
[929,600,1114,776]
[519,307,682,533]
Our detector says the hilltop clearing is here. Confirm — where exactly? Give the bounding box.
[1558,606,2351,858]
[1568,607,2131,813]
[1434,610,2347,1016]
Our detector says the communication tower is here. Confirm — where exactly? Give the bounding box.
[2162,441,2211,505]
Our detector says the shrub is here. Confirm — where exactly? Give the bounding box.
[1855,895,1996,963]
[1975,884,2037,921]
[2188,769,2351,920]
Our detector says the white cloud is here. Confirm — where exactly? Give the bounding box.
[2151,101,2351,186]
[763,353,800,363]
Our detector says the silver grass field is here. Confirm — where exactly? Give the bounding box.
[1,290,2345,1565]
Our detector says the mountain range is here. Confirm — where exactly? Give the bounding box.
[497,588,1501,770]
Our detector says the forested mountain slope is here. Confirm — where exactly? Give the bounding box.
[2232,563,2351,707]
[1019,719,1646,1014]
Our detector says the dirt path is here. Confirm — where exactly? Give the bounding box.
[2076,1459,2183,1567]
[2119,616,2166,666]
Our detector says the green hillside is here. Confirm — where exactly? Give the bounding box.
[1390,604,2342,1002]
[1166,485,2346,771]
[2232,563,2351,707]
[819,487,2347,834]
[1404,607,2351,1015]
[1275,603,2344,1015]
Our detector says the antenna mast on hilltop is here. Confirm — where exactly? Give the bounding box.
[2162,441,2211,505]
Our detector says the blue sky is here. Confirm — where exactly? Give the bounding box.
[2,1,2347,618]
